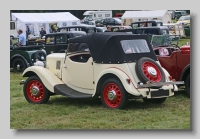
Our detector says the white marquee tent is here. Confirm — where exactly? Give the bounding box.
[121,10,172,25]
[11,12,80,37]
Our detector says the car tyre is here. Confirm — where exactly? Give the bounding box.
[142,97,167,104]
[23,76,50,104]
[185,74,190,97]
[100,78,128,109]
[135,57,166,88]
[12,58,27,73]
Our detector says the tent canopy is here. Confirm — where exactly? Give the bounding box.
[122,10,168,19]
[11,12,79,23]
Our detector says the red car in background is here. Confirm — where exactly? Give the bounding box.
[114,13,123,18]
[151,35,190,97]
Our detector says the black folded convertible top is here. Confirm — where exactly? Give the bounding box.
[68,32,158,64]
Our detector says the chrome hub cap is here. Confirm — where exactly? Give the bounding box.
[17,64,20,70]
[108,90,116,100]
[30,86,40,96]
[41,56,44,60]
[148,67,157,76]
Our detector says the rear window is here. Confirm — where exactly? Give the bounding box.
[120,39,150,54]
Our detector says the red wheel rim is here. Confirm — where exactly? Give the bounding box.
[103,83,122,108]
[26,80,45,102]
[142,61,162,82]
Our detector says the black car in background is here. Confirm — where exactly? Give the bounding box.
[58,25,97,34]
[101,18,122,26]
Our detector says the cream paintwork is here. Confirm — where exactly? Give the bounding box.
[23,51,177,98]
[22,66,64,93]
[45,53,65,79]
[62,54,94,89]
[93,61,176,97]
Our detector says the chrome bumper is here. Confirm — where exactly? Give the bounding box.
[137,81,184,88]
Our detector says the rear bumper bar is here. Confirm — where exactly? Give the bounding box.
[137,81,184,88]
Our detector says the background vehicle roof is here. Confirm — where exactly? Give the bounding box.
[135,26,168,29]
[59,25,96,28]
[45,31,86,36]
[132,20,162,23]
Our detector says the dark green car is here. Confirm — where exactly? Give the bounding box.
[10,37,46,72]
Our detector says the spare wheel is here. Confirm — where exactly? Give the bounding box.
[135,57,166,84]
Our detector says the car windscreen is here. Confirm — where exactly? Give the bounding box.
[179,16,190,21]
[120,39,150,54]
[151,35,180,47]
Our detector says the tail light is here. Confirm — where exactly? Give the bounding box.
[126,79,131,84]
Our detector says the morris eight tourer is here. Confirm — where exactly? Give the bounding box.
[21,32,184,109]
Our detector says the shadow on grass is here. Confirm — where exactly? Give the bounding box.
[46,90,189,110]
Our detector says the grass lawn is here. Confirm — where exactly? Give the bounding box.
[10,72,190,129]
[178,38,190,47]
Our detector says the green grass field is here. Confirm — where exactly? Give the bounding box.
[10,72,190,129]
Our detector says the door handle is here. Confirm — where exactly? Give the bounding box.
[63,66,67,68]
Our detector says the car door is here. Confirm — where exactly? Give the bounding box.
[55,34,68,53]
[156,49,178,80]
[62,43,95,90]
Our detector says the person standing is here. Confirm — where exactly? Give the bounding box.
[105,26,112,32]
[18,29,26,46]
[40,28,46,38]
[26,26,31,39]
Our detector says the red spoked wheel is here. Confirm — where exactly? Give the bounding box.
[103,83,122,108]
[135,57,166,85]
[101,78,128,109]
[142,61,162,83]
[23,76,50,104]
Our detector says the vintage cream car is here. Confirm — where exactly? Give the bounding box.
[21,32,184,109]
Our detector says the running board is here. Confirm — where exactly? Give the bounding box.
[54,84,92,98]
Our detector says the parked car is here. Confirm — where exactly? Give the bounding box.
[151,35,190,96]
[115,26,169,42]
[21,32,183,109]
[101,18,122,26]
[174,11,187,20]
[41,31,87,54]
[176,15,190,26]
[58,25,96,34]
[10,36,46,73]
[131,20,163,29]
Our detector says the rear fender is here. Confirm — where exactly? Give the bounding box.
[11,54,30,67]
[94,68,140,96]
[22,66,64,92]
